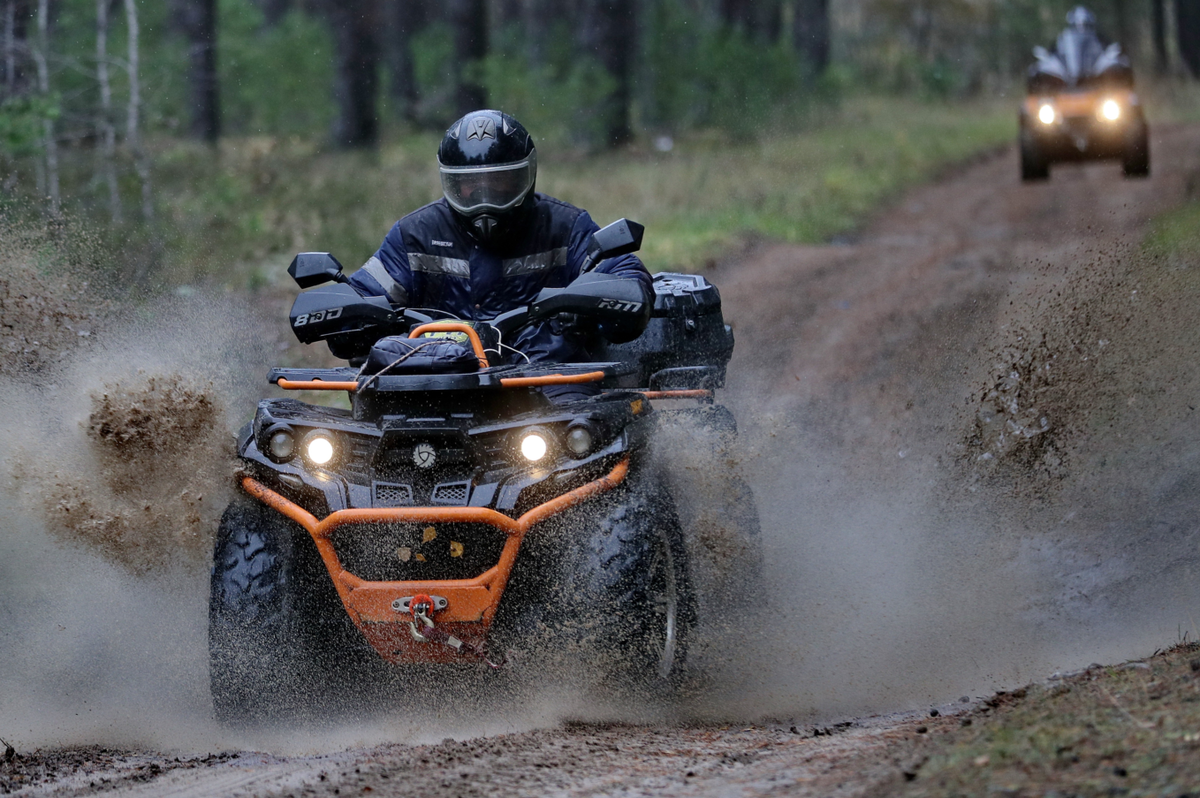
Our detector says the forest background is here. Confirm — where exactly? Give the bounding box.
[1,0,1199,285]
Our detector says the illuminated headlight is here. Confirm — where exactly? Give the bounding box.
[266,426,295,462]
[520,431,548,462]
[304,430,336,466]
[1037,104,1056,125]
[565,424,595,458]
[1101,99,1121,121]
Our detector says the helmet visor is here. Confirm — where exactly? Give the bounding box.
[440,155,536,216]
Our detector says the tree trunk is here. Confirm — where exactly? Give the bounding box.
[327,0,380,148]
[492,0,521,28]
[2,0,32,101]
[1153,0,1169,74]
[124,0,152,221]
[1178,0,1200,76]
[254,0,290,27]
[447,0,487,115]
[33,0,57,215]
[579,0,635,148]
[721,0,780,42]
[1112,0,1132,58]
[791,0,829,74]
[382,0,426,124]
[96,0,119,221]
[523,0,553,68]
[174,0,219,143]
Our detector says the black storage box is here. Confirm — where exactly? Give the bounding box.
[596,272,734,390]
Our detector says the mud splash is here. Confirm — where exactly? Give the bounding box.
[17,374,234,574]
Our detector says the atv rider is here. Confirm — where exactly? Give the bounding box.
[1052,7,1112,81]
[347,109,652,398]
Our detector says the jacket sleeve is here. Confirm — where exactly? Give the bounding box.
[347,222,413,305]
[567,211,652,299]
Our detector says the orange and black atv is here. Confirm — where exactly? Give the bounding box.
[208,220,762,723]
[1020,37,1149,181]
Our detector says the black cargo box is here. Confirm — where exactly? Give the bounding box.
[597,272,734,390]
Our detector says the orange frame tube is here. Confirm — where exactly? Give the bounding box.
[499,371,606,388]
[408,322,490,369]
[241,457,629,661]
[640,389,713,400]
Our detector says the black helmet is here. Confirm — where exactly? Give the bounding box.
[1065,6,1096,33]
[437,110,537,245]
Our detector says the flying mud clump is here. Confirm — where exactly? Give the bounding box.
[24,374,234,574]
[965,329,1068,490]
[0,257,102,376]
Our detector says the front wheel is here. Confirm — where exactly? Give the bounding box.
[496,467,693,692]
[208,496,366,724]
[1123,126,1150,177]
[1020,128,1050,182]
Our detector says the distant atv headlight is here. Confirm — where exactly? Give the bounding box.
[303,429,337,466]
[1101,99,1121,121]
[565,423,597,458]
[519,429,549,462]
[263,424,296,463]
[1037,103,1056,125]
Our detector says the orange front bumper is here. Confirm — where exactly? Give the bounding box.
[241,458,629,664]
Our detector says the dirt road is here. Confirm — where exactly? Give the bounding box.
[5,124,1200,796]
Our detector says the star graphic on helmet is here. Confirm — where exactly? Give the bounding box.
[467,118,496,141]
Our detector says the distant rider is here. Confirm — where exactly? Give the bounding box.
[347,109,652,375]
[1053,7,1109,79]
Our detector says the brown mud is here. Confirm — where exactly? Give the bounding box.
[4,124,1200,795]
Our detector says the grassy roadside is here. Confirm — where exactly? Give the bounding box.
[895,644,1200,796]
[150,93,1016,288]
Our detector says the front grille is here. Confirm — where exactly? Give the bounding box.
[374,482,414,507]
[332,521,508,582]
[431,480,471,505]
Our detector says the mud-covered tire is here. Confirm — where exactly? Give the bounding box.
[208,496,362,724]
[570,479,691,683]
[1020,129,1050,182]
[1123,126,1150,177]
[495,468,693,690]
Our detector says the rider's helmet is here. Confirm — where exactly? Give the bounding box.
[437,110,537,246]
[1065,6,1097,34]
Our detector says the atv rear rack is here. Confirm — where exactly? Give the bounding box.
[240,457,629,665]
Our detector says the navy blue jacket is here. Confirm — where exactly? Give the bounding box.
[348,193,651,365]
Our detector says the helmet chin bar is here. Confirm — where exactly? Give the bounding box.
[471,213,501,245]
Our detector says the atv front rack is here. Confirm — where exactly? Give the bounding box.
[269,367,712,401]
[241,458,629,665]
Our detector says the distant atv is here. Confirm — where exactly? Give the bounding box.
[1020,38,1149,181]
[208,220,762,722]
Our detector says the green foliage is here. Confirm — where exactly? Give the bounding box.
[137,94,1012,289]
[409,22,456,125]
[217,1,336,136]
[479,21,616,149]
[1142,199,1200,265]
[640,0,809,135]
[0,96,58,157]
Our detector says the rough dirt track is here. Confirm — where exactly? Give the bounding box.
[6,123,1200,797]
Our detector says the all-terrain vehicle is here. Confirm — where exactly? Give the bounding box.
[208,220,762,722]
[1020,23,1149,181]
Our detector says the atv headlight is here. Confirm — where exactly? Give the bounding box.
[303,430,337,466]
[565,423,596,458]
[263,424,296,463]
[1101,99,1121,121]
[519,430,548,462]
[1037,103,1056,125]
